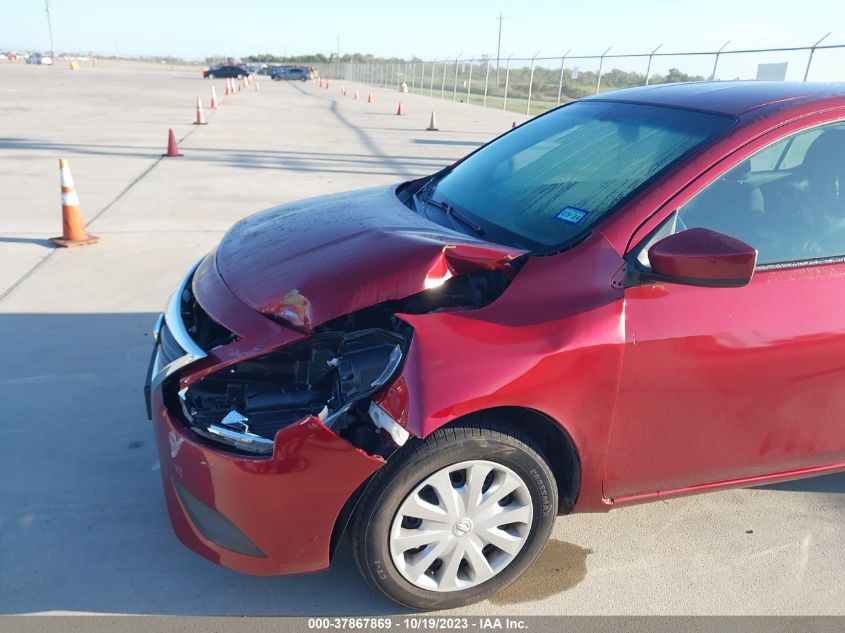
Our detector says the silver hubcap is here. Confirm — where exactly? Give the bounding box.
[389,460,534,592]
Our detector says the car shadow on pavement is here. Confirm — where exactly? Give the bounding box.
[0,312,405,616]
[754,472,845,493]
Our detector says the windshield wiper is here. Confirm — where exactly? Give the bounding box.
[423,196,485,236]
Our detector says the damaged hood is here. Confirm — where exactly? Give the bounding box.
[214,186,525,331]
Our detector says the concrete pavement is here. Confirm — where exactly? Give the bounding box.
[0,62,843,617]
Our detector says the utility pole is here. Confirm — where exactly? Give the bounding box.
[45,0,55,59]
[495,12,503,86]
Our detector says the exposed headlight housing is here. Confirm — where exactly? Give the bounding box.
[177,328,408,455]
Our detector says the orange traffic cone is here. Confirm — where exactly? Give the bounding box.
[396,101,404,115]
[162,128,183,157]
[354,89,360,100]
[427,110,439,131]
[224,78,231,96]
[194,96,207,125]
[367,92,373,103]
[325,81,330,90]
[210,84,218,109]
[50,158,99,247]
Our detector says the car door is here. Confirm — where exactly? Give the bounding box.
[604,119,845,501]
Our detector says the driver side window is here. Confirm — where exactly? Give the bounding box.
[675,121,845,266]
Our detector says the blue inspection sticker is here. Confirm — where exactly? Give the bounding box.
[555,206,589,224]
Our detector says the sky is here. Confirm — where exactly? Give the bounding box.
[3,0,845,80]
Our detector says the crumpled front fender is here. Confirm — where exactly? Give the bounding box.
[383,231,627,512]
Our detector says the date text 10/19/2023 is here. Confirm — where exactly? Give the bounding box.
[307,617,529,630]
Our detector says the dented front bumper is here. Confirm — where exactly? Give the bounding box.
[151,387,385,575]
[145,254,400,575]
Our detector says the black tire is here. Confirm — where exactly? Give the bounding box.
[207,74,215,79]
[350,417,558,610]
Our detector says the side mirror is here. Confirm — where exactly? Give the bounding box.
[645,227,757,287]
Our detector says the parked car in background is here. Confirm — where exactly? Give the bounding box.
[26,53,52,65]
[271,66,310,81]
[203,64,247,79]
[244,62,265,74]
[146,81,845,610]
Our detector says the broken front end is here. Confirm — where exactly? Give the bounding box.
[146,247,518,574]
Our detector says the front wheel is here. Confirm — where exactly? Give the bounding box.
[351,418,557,610]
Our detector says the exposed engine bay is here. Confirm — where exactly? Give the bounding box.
[169,266,520,458]
[179,327,406,456]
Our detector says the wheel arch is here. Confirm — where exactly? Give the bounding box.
[441,406,581,516]
[329,404,581,560]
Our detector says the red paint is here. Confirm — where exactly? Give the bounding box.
[183,253,305,387]
[375,377,410,427]
[604,261,845,499]
[441,243,520,274]
[153,391,383,575]
[648,227,757,284]
[214,187,525,329]
[608,460,845,507]
[152,82,845,576]
[588,81,842,116]
[395,230,626,511]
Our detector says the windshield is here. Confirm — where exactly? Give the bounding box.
[427,101,735,250]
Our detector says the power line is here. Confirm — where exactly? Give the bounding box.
[45,0,55,58]
[495,12,503,86]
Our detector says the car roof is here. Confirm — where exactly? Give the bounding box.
[587,81,845,116]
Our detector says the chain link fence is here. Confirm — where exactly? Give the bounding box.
[309,35,845,115]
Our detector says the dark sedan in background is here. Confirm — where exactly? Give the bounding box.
[270,66,310,81]
[203,64,248,79]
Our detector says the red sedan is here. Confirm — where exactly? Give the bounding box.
[146,81,845,609]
